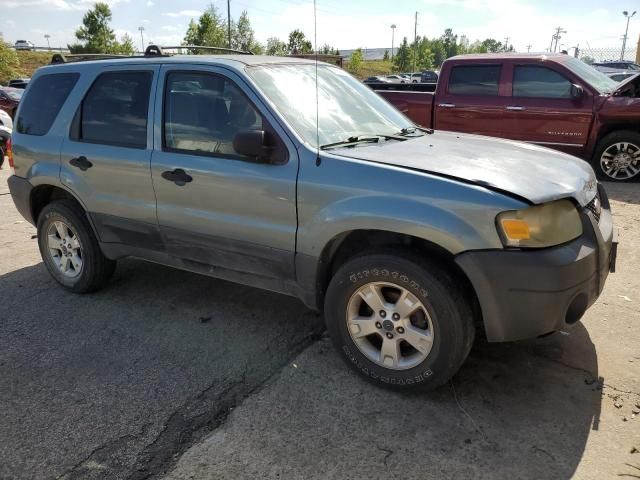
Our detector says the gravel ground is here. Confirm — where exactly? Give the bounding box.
[0,165,638,480]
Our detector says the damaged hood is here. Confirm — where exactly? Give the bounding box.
[330,131,597,206]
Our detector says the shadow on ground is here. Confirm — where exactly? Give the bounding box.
[0,259,324,480]
[166,321,603,480]
[602,181,640,205]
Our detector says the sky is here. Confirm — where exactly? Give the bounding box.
[1,0,639,56]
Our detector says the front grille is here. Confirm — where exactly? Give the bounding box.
[585,191,602,223]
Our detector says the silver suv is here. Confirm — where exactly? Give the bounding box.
[7,49,616,390]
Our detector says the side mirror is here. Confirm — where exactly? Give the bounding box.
[233,130,268,160]
[570,84,584,99]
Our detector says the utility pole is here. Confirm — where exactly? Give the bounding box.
[552,26,566,53]
[227,0,232,49]
[413,11,418,74]
[44,34,51,51]
[526,44,532,52]
[137,26,145,53]
[621,10,637,60]
[390,24,396,62]
[504,36,510,52]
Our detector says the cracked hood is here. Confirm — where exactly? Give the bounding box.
[330,131,598,206]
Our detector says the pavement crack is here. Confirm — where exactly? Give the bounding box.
[377,447,394,467]
[450,381,489,442]
[532,445,556,461]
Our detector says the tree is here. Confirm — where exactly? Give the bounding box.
[0,39,20,85]
[441,28,459,59]
[580,55,595,65]
[383,50,390,61]
[393,37,413,72]
[266,37,288,56]
[68,2,122,53]
[348,48,363,74]
[288,29,312,54]
[232,10,263,54]
[183,4,226,52]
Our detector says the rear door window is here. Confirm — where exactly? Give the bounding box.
[74,71,152,148]
[448,65,501,96]
[16,73,79,135]
[513,66,572,98]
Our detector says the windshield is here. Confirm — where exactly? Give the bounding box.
[246,64,414,147]
[563,57,619,93]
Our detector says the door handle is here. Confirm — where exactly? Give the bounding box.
[69,156,93,171]
[438,103,456,108]
[161,168,193,186]
[506,106,525,111]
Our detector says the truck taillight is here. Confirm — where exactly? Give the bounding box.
[6,137,14,173]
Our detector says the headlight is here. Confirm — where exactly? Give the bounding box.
[496,199,583,248]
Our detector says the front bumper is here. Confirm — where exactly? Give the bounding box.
[455,186,616,342]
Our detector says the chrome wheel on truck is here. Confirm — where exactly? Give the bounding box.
[599,141,640,180]
[46,221,83,278]
[593,131,640,182]
[346,282,434,370]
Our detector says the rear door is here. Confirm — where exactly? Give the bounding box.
[434,63,510,137]
[150,64,299,281]
[60,65,161,250]
[500,63,593,156]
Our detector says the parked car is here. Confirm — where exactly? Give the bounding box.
[0,109,13,129]
[375,53,640,181]
[0,87,22,118]
[363,76,392,84]
[592,61,640,72]
[384,74,406,83]
[8,78,30,89]
[0,123,10,169]
[7,52,616,391]
[420,70,438,83]
[13,40,34,51]
[607,71,638,83]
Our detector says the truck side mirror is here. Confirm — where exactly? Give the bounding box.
[570,84,584,99]
[232,130,287,165]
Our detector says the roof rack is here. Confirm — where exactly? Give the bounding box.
[144,45,254,56]
[51,53,129,64]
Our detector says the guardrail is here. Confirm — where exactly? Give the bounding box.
[10,46,70,53]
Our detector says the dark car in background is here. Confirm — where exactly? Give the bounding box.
[420,70,439,83]
[8,78,30,89]
[593,61,640,72]
[0,87,23,118]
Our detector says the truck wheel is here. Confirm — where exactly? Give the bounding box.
[37,200,116,293]
[592,130,640,182]
[324,253,475,391]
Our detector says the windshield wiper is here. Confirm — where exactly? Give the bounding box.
[399,126,434,135]
[320,133,407,150]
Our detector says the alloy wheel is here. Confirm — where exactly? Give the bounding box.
[600,142,640,180]
[46,221,83,278]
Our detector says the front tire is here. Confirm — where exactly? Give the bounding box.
[37,200,116,293]
[591,130,640,182]
[324,253,475,391]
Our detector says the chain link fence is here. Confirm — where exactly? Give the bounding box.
[578,46,638,63]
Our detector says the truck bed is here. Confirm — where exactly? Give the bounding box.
[377,90,435,128]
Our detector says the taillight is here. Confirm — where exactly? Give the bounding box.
[6,136,14,173]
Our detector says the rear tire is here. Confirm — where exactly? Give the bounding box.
[324,252,475,391]
[591,130,640,182]
[37,200,116,293]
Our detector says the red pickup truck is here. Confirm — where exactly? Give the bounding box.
[376,53,640,182]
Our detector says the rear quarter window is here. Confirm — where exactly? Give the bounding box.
[448,65,501,96]
[16,73,79,136]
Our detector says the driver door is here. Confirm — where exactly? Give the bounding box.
[150,65,299,280]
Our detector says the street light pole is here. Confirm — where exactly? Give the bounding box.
[621,10,637,60]
[44,34,51,51]
[390,24,396,62]
[138,26,145,53]
[227,0,232,49]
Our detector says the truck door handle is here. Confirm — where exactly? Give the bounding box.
[438,103,456,108]
[161,168,193,186]
[506,106,525,111]
[69,156,93,171]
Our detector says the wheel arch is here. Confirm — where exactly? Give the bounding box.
[307,229,482,326]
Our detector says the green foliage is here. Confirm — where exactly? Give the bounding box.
[0,40,20,84]
[393,37,413,72]
[383,50,389,61]
[266,37,288,56]
[183,4,227,52]
[68,2,132,54]
[288,29,313,54]
[468,38,504,53]
[320,44,339,55]
[581,55,595,65]
[232,10,263,54]
[348,48,363,74]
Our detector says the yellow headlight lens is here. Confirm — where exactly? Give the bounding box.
[497,199,583,248]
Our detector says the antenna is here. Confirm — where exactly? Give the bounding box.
[314,0,321,166]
